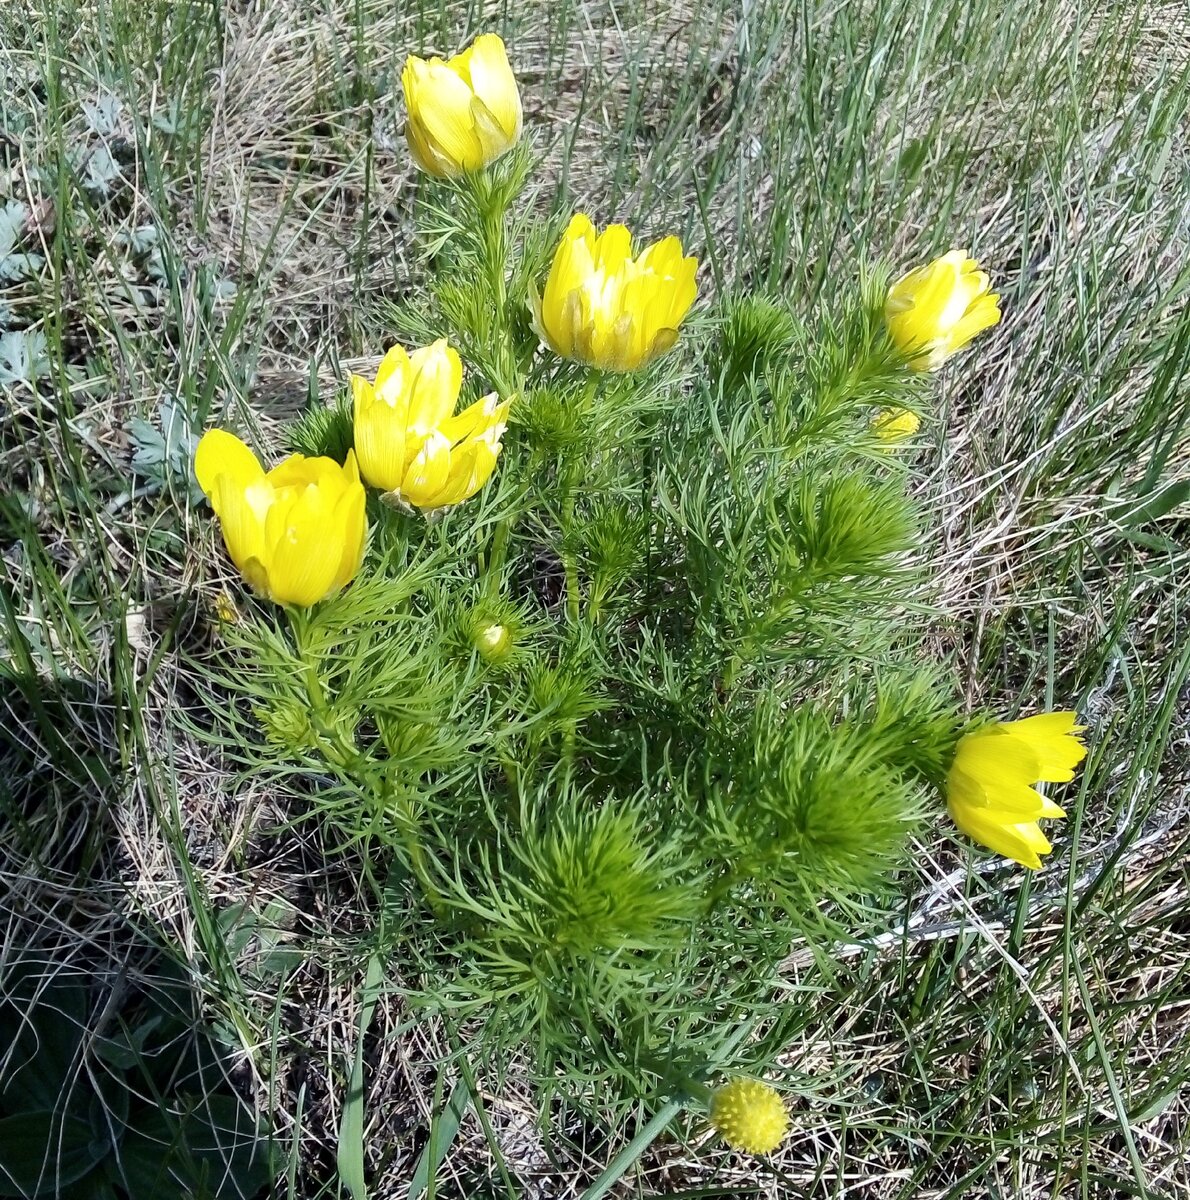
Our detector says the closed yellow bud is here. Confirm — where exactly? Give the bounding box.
[871,407,920,442]
[885,249,1001,370]
[709,1078,789,1155]
[948,712,1088,869]
[533,214,698,372]
[194,431,367,608]
[401,34,522,179]
[351,339,510,512]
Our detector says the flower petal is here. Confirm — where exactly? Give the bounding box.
[406,340,463,438]
[399,431,454,509]
[263,481,344,607]
[952,730,1042,790]
[948,801,1052,870]
[463,33,521,140]
[1003,712,1088,782]
[194,429,264,500]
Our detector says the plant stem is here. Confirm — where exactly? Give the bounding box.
[558,372,603,625]
[288,608,444,914]
[578,1099,687,1200]
[561,479,580,625]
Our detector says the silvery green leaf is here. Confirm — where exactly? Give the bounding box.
[0,253,43,282]
[145,246,168,281]
[82,92,124,136]
[0,199,27,256]
[117,223,158,255]
[84,143,122,194]
[0,202,41,279]
[128,415,167,471]
[152,99,181,135]
[0,329,50,386]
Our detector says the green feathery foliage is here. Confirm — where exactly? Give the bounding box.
[184,133,974,1112]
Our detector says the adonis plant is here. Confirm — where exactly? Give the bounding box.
[189,34,1087,1151]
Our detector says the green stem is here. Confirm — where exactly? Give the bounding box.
[484,499,526,583]
[557,373,603,625]
[384,786,442,915]
[578,1099,687,1200]
[472,168,528,581]
[288,608,444,914]
[561,480,580,625]
[487,206,507,325]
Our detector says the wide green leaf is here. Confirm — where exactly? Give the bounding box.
[108,1096,271,1200]
[0,1111,108,1198]
[0,965,88,1112]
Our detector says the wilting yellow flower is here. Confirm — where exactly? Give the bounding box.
[948,712,1088,869]
[709,1079,789,1155]
[533,214,698,372]
[885,249,1001,370]
[871,407,921,442]
[401,34,522,178]
[194,431,367,608]
[351,339,510,511]
[212,591,240,626]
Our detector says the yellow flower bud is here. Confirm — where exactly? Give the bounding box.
[948,712,1088,869]
[709,1078,789,1155]
[870,407,920,442]
[351,340,511,512]
[194,431,367,608]
[533,214,698,372]
[401,34,522,179]
[885,249,1001,370]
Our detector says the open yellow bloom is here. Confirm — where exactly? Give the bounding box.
[886,249,1001,370]
[351,339,510,512]
[948,712,1088,869]
[709,1079,789,1155]
[402,34,522,178]
[534,214,698,372]
[871,407,921,442]
[194,431,366,608]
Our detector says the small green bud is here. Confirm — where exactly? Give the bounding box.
[460,595,529,669]
[475,621,512,663]
[257,699,315,751]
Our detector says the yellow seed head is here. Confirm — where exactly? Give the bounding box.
[871,407,921,442]
[709,1078,789,1155]
[212,591,240,626]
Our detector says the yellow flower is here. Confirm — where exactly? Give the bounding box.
[351,339,511,512]
[948,712,1088,869]
[871,407,921,442]
[533,214,698,372]
[885,249,1001,370]
[709,1078,789,1155]
[194,431,367,608]
[401,34,522,178]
